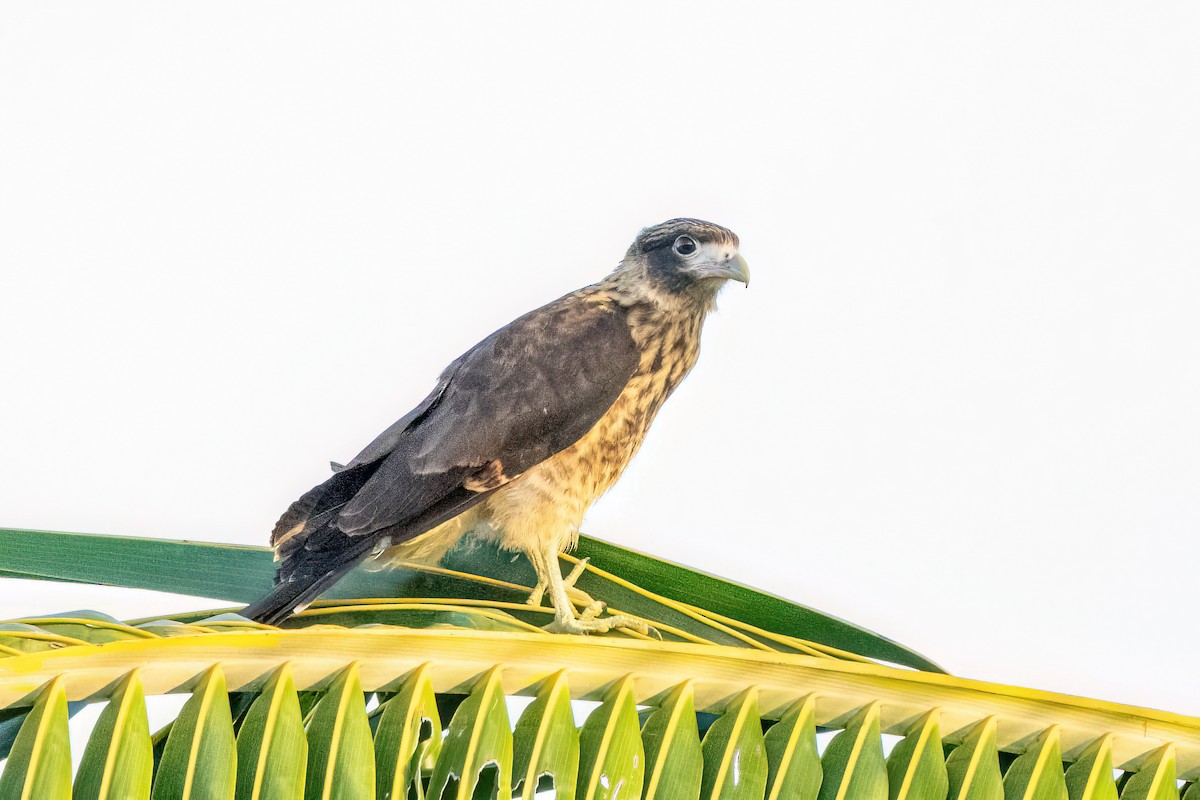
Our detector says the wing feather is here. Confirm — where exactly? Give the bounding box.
[337,293,638,535]
[256,289,640,614]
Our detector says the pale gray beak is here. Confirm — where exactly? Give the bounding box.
[724,253,750,286]
[692,253,751,286]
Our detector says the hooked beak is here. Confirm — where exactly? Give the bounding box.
[724,253,751,287]
[689,250,751,286]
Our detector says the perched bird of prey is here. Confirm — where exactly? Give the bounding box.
[243,218,749,633]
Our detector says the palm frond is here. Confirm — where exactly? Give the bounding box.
[1,528,1196,797]
[1,617,1197,796]
[0,527,941,671]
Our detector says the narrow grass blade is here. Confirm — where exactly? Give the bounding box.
[74,670,154,800]
[151,665,236,799]
[700,688,768,800]
[946,718,1003,800]
[235,664,307,800]
[0,676,71,799]
[428,666,513,800]
[304,663,375,800]
[764,695,821,800]
[577,676,644,800]
[1003,727,1067,800]
[374,663,443,800]
[642,681,703,800]
[886,710,947,800]
[1119,746,1176,800]
[819,702,888,800]
[512,669,578,800]
[1064,736,1117,800]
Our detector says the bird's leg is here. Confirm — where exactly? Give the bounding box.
[525,582,547,607]
[559,558,607,620]
[536,544,650,636]
[524,548,548,607]
[562,557,590,590]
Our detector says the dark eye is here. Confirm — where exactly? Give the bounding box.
[673,235,698,256]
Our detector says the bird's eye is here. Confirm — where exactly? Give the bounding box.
[673,235,698,256]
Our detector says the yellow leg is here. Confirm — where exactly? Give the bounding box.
[532,544,648,635]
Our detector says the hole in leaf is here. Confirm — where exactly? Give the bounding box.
[473,763,500,800]
[514,771,557,799]
[440,764,502,800]
[436,693,467,725]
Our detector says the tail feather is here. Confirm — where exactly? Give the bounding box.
[271,463,375,548]
[245,458,500,626]
[241,569,344,626]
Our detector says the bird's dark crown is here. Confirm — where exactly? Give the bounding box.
[628,218,740,256]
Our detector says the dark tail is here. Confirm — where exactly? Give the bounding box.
[242,524,379,625]
[241,569,345,626]
[243,463,381,626]
[243,456,501,626]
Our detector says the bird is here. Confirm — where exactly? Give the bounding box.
[242,218,749,633]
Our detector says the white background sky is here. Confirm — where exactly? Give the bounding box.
[1,2,1198,720]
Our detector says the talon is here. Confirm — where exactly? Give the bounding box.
[579,600,606,621]
[525,582,546,607]
[543,613,651,636]
[562,557,590,590]
[564,585,597,609]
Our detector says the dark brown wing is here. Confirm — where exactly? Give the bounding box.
[243,290,639,623]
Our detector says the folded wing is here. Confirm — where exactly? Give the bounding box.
[244,291,639,623]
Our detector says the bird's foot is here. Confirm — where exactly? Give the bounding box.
[578,599,606,621]
[525,581,546,607]
[525,558,587,608]
[543,611,656,637]
[561,558,606,614]
[562,557,590,590]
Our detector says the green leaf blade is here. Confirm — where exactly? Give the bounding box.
[573,537,942,671]
[428,667,513,800]
[642,682,703,800]
[764,695,821,800]
[374,663,443,800]
[886,710,947,800]
[0,527,939,671]
[1003,727,1067,800]
[1064,736,1117,800]
[236,664,308,800]
[577,676,644,800]
[152,665,236,800]
[74,670,154,800]
[946,718,1003,800]
[0,528,273,604]
[512,669,578,800]
[699,688,768,800]
[819,703,888,800]
[1118,746,1177,800]
[0,676,72,799]
[304,663,375,800]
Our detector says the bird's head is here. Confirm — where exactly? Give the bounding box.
[609,219,749,310]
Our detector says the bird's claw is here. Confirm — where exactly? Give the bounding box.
[579,600,606,621]
[525,582,546,607]
[543,612,654,637]
[526,557,588,608]
[562,557,590,590]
